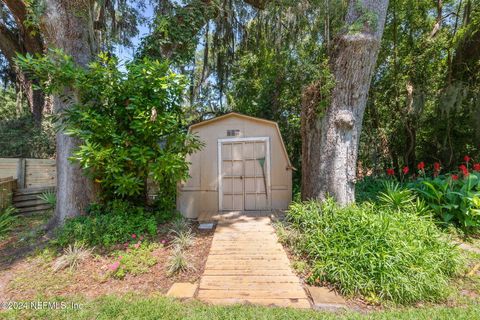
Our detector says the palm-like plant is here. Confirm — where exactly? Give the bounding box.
[38,190,56,208]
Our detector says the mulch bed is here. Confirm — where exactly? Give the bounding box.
[0,222,214,301]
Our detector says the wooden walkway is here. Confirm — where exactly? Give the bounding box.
[197,216,310,308]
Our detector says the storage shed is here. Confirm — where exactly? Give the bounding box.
[177,112,293,219]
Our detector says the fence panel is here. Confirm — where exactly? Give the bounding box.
[0,158,56,189]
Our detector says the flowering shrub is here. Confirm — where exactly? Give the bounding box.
[382,156,480,229]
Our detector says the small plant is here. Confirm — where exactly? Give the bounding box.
[170,228,194,251]
[52,242,92,272]
[166,247,193,277]
[0,206,17,237]
[169,217,191,235]
[377,181,416,210]
[110,242,159,279]
[37,190,56,209]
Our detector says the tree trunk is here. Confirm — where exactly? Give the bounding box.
[40,0,98,225]
[15,70,45,123]
[301,0,389,205]
[2,0,47,124]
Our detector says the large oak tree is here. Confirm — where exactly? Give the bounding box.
[301,0,389,204]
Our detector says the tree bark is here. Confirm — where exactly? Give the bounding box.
[40,0,97,225]
[301,0,389,205]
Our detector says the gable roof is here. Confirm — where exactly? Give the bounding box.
[189,112,293,169]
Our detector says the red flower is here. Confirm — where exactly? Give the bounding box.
[474,163,480,172]
[451,174,459,181]
[417,162,425,170]
[402,166,409,175]
[386,168,395,176]
[464,155,471,163]
[433,162,441,172]
[131,234,137,239]
[459,164,469,177]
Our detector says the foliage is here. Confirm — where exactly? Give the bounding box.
[52,242,92,272]
[360,0,480,172]
[409,172,480,229]
[285,199,462,304]
[355,176,389,203]
[228,2,339,181]
[165,217,194,276]
[170,228,194,251]
[166,246,193,276]
[0,87,55,158]
[55,200,158,247]
[138,0,216,64]
[0,206,17,238]
[110,242,159,279]
[16,50,202,207]
[38,190,56,209]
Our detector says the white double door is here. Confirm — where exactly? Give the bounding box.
[219,138,270,211]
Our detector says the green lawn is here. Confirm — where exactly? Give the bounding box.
[2,295,480,320]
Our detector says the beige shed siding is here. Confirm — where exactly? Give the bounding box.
[177,113,292,219]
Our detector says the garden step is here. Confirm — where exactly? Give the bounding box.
[14,199,51,208]
[16,204,52,215]
[14,187,55,196]
[13,194,45,202]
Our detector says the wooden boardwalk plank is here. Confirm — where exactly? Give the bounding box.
[197,215,310,309]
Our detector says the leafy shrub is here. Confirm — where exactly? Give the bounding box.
[285,199,462,304]
[17,51,202,209]
[56,200,157,247]
[408,173,480,229]
[0,206,17,237]
[109,242,159,279]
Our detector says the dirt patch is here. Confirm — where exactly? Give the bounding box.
[0,223,214,301]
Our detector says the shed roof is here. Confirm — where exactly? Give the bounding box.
[189,112,293,169]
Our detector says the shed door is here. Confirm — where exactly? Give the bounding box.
[221,140,269,211]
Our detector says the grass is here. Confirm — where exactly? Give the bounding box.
[285,197,463,305]
[1,294,480,319]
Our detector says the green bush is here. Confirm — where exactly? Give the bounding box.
[56,200,158,247]
[285,198,462,305]
[408,173,480,229]
[17,51,202,208]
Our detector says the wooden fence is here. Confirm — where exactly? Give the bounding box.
[0,176,16,210]
[0,158,56,189]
